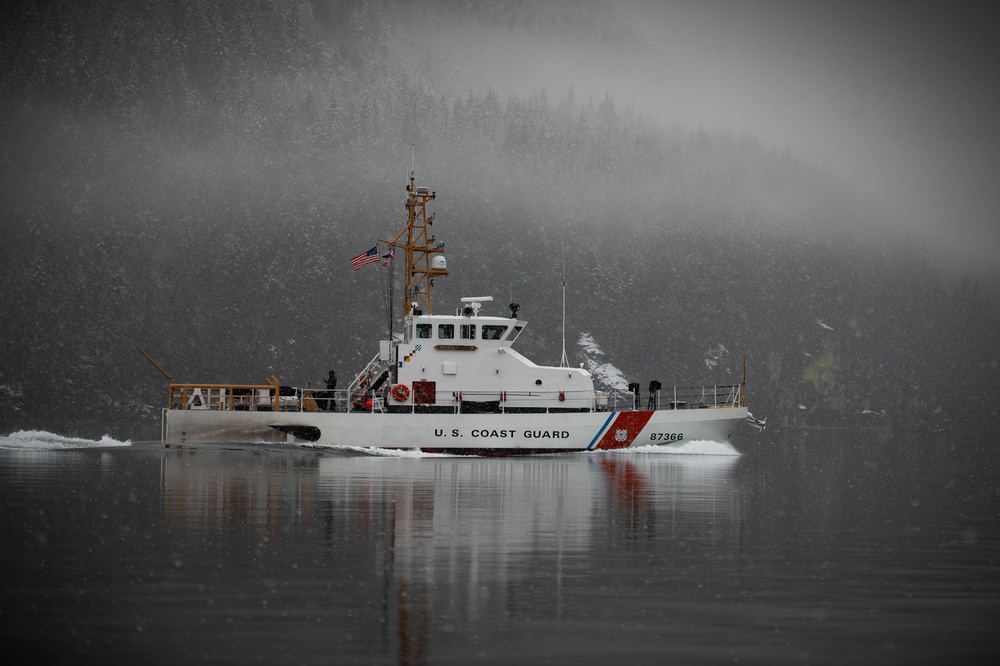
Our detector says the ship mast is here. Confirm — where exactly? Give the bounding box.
[379,173,449,316]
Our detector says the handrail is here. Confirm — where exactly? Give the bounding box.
[349,353,384,394]
[167,381,744,414]
[168,377,282,412]
[607,384,744,411]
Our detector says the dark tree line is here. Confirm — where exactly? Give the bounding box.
[1,1,997,438]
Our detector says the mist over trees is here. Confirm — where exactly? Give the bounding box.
[1,0,998,439]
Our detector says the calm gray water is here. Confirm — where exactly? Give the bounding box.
[1,429,997,664]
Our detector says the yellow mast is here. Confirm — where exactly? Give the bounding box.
[378,173,449,315]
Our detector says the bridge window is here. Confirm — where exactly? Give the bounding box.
[438,324,454,339]
[416,323,432,338]
[461,324,476,340]
[482,325,508,340]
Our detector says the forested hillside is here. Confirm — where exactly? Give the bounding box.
[2,1,998,439]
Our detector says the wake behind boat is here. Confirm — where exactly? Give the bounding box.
[159,174,763,453]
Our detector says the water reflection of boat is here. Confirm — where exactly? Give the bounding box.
[316,452,742,566]
[316,453,743,656]
[593,453,740,543]
[159,447,743,660]
[159,444,322,532]
[159,447,740,542]
[319,456,599,558]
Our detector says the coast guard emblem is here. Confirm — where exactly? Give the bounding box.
[614,428,629,442]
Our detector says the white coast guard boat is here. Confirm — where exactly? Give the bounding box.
[160,174,762,453]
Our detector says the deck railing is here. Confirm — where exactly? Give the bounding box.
[168,381,744,414]
[608,384,744,411]
[167,376,286,412]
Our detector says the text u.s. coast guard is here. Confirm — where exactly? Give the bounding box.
[434,428,570,438]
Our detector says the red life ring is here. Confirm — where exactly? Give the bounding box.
[391,384,410,402]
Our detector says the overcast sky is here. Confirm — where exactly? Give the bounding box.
[436,0,1000,269]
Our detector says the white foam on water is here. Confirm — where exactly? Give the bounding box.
[0,430,132,450]
[303,443,455,458]
[346,445,454,458]
[609,440,741,456]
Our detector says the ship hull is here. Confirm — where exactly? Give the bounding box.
[163,406,747,453]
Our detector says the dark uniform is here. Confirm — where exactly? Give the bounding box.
[324,370,337,410]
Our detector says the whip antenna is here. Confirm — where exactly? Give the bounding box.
[559,234,569,367]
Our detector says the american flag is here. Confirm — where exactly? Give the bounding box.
[380,248,395,267]
[351,246,379,270]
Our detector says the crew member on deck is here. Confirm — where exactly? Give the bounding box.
[324,370,337,411]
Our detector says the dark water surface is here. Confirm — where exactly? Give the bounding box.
[2,430,997,664]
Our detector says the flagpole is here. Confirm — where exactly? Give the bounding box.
[378,247,395,340]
